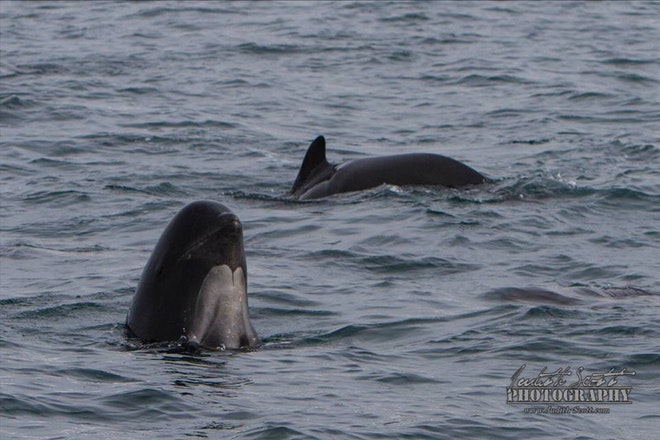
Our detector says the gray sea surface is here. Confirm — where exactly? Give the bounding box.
[1,1,659,439]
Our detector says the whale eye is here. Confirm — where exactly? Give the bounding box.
[229,218,241,232]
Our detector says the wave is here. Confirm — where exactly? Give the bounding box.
[483,285,658,306]
[104,182,188,197]
[24,189,91,206]
[120,119,238,130]
[129,5,239,19]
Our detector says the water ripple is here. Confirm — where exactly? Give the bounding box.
[1,1,658,439]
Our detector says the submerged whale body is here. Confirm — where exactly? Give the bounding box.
[289,135,487,200]
[126,201,259,350]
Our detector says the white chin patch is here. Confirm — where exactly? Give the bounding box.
[186,265,247,347]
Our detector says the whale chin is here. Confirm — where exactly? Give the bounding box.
[187,265,258,349]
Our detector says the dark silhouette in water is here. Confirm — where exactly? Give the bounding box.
[289,135,487,199]
[126,201,259,350]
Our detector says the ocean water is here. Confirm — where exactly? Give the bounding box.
[1,1,659,439]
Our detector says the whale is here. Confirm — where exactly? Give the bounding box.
[126,201,259,350]
[289,136,487,200]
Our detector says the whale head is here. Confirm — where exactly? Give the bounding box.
[127,201,259,349]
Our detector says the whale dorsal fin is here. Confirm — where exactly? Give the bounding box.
[290,135,334,196]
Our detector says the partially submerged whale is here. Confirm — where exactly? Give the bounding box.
[126,201,259,350]
[289,135,487,200]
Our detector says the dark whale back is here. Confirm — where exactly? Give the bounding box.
[290,136,486,200]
